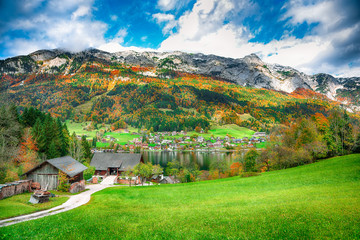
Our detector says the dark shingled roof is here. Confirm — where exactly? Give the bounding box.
[90,153,142,171]
[47,156,88,177]
[23,156,87,178]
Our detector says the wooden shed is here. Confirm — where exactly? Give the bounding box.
[90,153,143,176]
[23,156,87,190]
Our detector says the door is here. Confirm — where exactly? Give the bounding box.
[35,174,58,190]
[108,168,118,175]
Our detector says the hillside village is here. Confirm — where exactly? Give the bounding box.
[90,130,268,152]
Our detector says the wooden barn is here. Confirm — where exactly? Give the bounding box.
[90,153,143,176]
[23,156,87,190]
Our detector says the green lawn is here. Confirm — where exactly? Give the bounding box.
[66,121,105,139]
[66,121,139,145]
[1,154,359,239]
[103,132,141,145]
[255,142,271,148]
[0,193,68,220]
[207,124,254,138]
[167,124,255,140]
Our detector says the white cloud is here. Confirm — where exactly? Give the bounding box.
[141,36,148,42]
[46,20,107,52]
[22,0,45,12]
[98,28,155,53]
[110,15,118,21]
[281,0,360,76]
[4,0,108,55]
[114,28,128,42]
[152,13,177,34]
[71,5,92,20]
[282,0,337,32]
[98,42,157,53]
[157,0,179,11]
[175,0,235,40]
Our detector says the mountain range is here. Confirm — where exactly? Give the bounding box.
[1,48,359,109]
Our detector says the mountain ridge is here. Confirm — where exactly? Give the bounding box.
[1,48,359,108]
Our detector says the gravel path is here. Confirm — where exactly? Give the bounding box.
[0,178,116,228]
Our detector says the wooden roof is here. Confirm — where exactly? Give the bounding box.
[23,156,87,177]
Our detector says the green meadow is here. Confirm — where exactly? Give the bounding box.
[0,193,68,220]
[1,154,359,239]
[185,124,255,139]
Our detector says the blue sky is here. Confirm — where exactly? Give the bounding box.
[0,0,359,76]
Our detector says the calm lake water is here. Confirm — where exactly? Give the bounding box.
[142,151,238,171]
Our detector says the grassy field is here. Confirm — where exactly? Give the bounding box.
[0,193,68,220]
[66,121,106,139]
[1,154,359,239]
[103,131,141,145]
[183,124,255,139]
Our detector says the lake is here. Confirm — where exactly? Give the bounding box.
[142,151,240,171]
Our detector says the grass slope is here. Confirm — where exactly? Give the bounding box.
[0,193,68,220]
[2,155,359,239]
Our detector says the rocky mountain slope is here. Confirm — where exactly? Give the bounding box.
[1,48,359,107]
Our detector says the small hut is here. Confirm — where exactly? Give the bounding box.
[22,156,87,190]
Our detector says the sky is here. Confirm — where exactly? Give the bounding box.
[0,0,359,77]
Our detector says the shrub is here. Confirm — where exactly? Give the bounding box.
[57,171,70,192]
[84,165,95,180]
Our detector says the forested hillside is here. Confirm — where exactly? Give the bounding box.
[1,54,357,133]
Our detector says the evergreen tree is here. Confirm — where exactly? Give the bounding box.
[62,123,70,155]
[47,140,60,159]
[342,111,354,153]
[56,118,69,156]
[22,108,29,126]
[31,118,42,140]
[81,136,92,163]
[69,132,82,161]
[353,133,360,153]
[0,105,22,183]
[92,136,97,148]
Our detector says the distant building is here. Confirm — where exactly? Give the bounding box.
[160,176,180,184]
[90,153,143,176]
[253,132,267,137]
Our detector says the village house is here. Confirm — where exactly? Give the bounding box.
[22,156,87,191]
[151,174,163,183]
[213,142,223,148]
[90,153,143,176]
[161,139,172,144]
[160,176,180,184]
[253,132,267,138]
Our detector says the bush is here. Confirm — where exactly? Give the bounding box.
[84,165,95,180]
[57,171,70,192]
